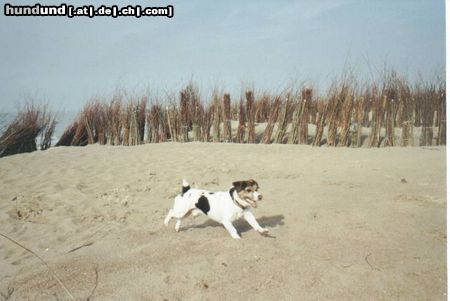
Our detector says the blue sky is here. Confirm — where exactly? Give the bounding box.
[0,0,445,111]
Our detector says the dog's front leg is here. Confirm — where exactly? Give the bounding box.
[223,221,241,239]
[243,210,269,235]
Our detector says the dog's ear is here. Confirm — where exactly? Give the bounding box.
[248,179,258,186]
[247,179,259,189]
[232,181,247,192]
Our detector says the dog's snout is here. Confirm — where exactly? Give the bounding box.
[258,195,263,201]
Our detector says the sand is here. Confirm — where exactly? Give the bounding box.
[0,143,446,300]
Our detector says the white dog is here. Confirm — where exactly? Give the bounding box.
[164,179,269,239]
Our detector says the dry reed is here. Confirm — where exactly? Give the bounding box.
[212,92,221,142]
[202,103,213,142]
[148,104,163,143]
[40,111,57,150]
[222,94,232,142]
[326,85,341,146]
[312,100,327,146]
[180,86,191,142]
[0,103,57,157]
[261,95,281,144]
[288,92,303,144]
[298,88,312,144]
[43,73,445,150]
[188,85,202,142]
[368,86,384,148]
[437,87,446,145]
[236,98,246,143]
[338,87,353,147]
[245,90,256,143]
[274,93,293,144]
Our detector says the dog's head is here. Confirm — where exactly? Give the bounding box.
[232,179,262,208]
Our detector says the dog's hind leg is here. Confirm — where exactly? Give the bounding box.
[166,208,193,231]
[174,208,198,231]
[191,209,202,217]
[165,194,190,228]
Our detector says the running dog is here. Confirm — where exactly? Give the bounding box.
[164,179,268,239]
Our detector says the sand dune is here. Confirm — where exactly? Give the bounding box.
[0,143,446,300]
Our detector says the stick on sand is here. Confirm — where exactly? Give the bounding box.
[0,232,74,300]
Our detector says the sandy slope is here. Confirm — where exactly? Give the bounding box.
[0,143,446,300]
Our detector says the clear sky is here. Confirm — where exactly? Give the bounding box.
[0,0,446,111]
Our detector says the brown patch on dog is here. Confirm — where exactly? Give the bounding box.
[248,179,259,188]
[232,180,261,208]
[232,179,259,192]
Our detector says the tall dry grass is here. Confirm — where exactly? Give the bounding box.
[0,103,57,157]
[222,94,232,142]
[48,71,445,150]
[245,90,256,144]
[261,95,281,144]
[274,93,294,144]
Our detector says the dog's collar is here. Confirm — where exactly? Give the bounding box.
[229,188,246,210]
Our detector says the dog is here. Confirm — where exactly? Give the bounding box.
[164,179,269,239]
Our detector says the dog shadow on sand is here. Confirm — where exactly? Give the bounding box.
[183,214,285,235]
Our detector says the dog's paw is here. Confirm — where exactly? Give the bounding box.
[258,228,269,235]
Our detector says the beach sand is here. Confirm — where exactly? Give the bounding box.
[0,143,446,300]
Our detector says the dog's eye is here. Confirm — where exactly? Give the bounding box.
[246,188,252,192]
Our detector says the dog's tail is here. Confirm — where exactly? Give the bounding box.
[181,179,190,196]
